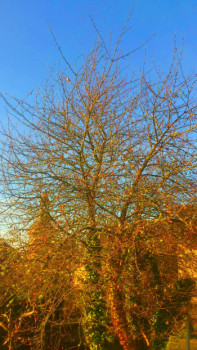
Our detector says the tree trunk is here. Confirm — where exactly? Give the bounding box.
[83,231,108,350]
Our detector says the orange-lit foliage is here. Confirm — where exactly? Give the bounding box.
[0,198,83,350]
[102,214,196,350]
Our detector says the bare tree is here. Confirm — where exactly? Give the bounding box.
[1,29,197,350]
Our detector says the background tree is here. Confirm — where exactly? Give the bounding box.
[0,196,85,350]
[0,28,197,349]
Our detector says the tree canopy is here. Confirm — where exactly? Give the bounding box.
[0,31,197,350]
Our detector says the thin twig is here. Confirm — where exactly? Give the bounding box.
[48,25,77,77]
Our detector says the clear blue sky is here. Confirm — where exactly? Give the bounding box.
[0,0,197,123]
